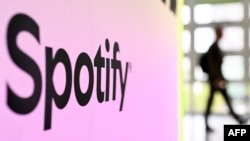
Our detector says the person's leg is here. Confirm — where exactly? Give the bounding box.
[220,88,245,124]
[205,86,215,131]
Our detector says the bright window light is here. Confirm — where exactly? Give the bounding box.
[222,56,244,81]
[194,27,215,53]
[182,5,191,25]
[182,57,191,81]
[213,3,243,23]
[219,26,244,51]
[194,4,213,24]
[194,3,243,24]
[182,30,191,53]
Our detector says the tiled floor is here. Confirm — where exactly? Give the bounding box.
[183,114,250,141]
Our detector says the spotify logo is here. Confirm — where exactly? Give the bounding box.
[6,14,130,130]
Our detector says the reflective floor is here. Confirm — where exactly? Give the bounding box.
[183,114,250,141]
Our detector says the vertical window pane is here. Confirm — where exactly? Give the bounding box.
[192,82,211,113]
[194,65,208,81]
[227,83,247,114]
[226,82,246,98]
[194,4,213,24]
[193,81,203,95]
[222,56,244,81]
[212,3,244,22]
[194,27,215,53]
[182,30,191,53]
[220,27,244,51]
[182,5,191,25]
[183,83,192,112]
[182,57,191,81]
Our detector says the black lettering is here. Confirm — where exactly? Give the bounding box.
[112,42,128,111]
[7,14,42,114]
[74,53,94,106]
[94,46,105,103]
[170,0,176,13]
[119,62,129,111]
[6,14,130,130]
[45,47,72,130]
[111,43,120,101]
[105,39,110,101]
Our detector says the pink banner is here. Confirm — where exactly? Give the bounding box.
[0,0,178,140]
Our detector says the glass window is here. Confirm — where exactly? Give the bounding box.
[222,56,244,81]
[194,27,215,53]
[220,27,244,51]
[183,2,247,115]
[182,5,191,25]
[194,65,208,81]
[194,4,213,24]
[193,81,203,95]
[212,3,244,22]
[194,3,244,24]
[183,83,192,112]
[226,82,246,98]
[182,57,191,81]
[182,30,191,53]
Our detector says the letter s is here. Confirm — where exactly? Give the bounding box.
[7,14,42,114]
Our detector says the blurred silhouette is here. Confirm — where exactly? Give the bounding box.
[200,26,246,132]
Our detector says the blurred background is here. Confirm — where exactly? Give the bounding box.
[180,0,250,141]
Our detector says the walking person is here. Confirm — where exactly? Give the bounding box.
[200,26,246,132]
